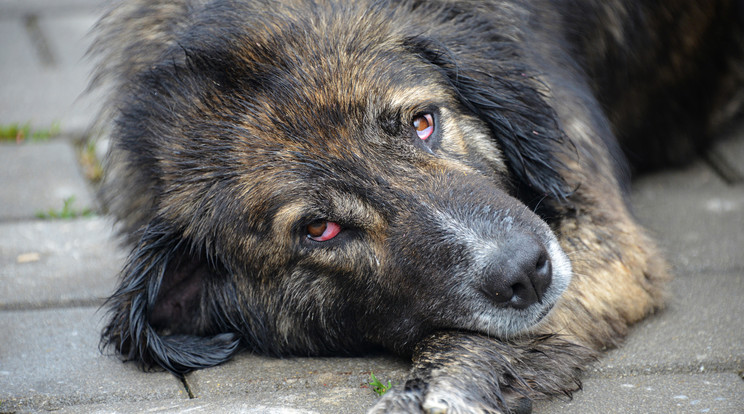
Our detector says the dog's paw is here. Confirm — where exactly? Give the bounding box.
[367,380,425,413]
[419,383,531,414]
[367,331,594,414]
[368,377,530,414]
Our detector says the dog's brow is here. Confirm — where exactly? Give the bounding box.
[329,192,385,227]
[387,86,450,111]
[272,202,310,235]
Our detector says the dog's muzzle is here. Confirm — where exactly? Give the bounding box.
[478,231,552,310]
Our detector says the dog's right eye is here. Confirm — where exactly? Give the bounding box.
[307,221,341,242]
[412,113,434,141]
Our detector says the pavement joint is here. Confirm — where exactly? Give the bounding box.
[704,150,744,185]
[24,13,57,68]
[181,377,197,400]
[0,298,105,312]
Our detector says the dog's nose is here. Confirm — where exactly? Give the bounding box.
[480,232,552,309]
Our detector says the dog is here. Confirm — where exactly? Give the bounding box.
[92,0,743,412]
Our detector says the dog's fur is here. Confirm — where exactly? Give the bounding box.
[92,0,742,412]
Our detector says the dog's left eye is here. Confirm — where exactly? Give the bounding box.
[307,221,341,242]
[412,113,434,141]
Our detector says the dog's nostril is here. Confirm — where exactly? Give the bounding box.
[480,233,553,310]
[533,251,552,303]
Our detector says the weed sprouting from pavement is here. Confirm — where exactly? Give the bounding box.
[0,121,61,142]
[36,196,94,219]
[369,372,393,396]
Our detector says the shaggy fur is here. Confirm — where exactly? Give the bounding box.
[92,0,742,412]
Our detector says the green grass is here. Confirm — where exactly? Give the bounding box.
[369,372,393,396]
[36,196,94,219]
[0,121,61,142]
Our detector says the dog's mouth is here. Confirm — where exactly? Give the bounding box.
[461,291,561,340]
[523,301,558,331]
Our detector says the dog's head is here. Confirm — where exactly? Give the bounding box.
[100,1,575,374]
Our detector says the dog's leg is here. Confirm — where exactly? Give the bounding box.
[542,207,671,350]
[369,331,594,414]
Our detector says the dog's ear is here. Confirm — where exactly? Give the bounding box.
[101,220,242,376]
[404,36,575,203]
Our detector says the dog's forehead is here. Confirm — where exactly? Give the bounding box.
[186,2,453,125]
[239,38,448,121]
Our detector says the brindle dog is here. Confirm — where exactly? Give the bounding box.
[92,0,742,412]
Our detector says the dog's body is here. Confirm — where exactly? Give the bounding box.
[93,0,742,412]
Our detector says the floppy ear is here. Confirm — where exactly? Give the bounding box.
[404,36,575,202]
[101,220,242,376]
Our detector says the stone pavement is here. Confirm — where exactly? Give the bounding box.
[0,1,742,413]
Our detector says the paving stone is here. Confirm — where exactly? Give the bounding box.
[51,399,196,414]
[42,14,98,68]
[591,271,744,375]
[0,141,95,221]
[632,160,744,274]
[52,391,377,414]
[0,307,187,412]
[185,352,410,411]
[0,0,105,18]
[0,19,39,70]
[0,13,101,135]
[535,373,744,413]
[38,13,105,134]
[0,218,125,309]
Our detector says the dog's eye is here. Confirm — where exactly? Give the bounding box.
[412,113,434,141]
[307,221,341,242]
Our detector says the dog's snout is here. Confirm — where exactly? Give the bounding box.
[481,233,553,310]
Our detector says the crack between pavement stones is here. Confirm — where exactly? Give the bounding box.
[0,298,105,311]
[181,376,196,399]
[23,13,56,68]
[587,361,744,379]
[704,149,744,185]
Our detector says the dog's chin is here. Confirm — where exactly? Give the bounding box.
[461,299,557,340]
[512,301,556,335]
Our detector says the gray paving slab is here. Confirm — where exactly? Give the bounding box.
[0,18,39,70]
[0,217,124,309]
[0,307,188,412]
[55,387,386,414]
[43,14,99,68]
[0,141,95,221]
[186,352,410,412]
[631,161,744,274]
[52,390,380,414]
[590,270,743,375]
[0,13,101,135]
[535,373,744,413]
[0,0,106,18]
